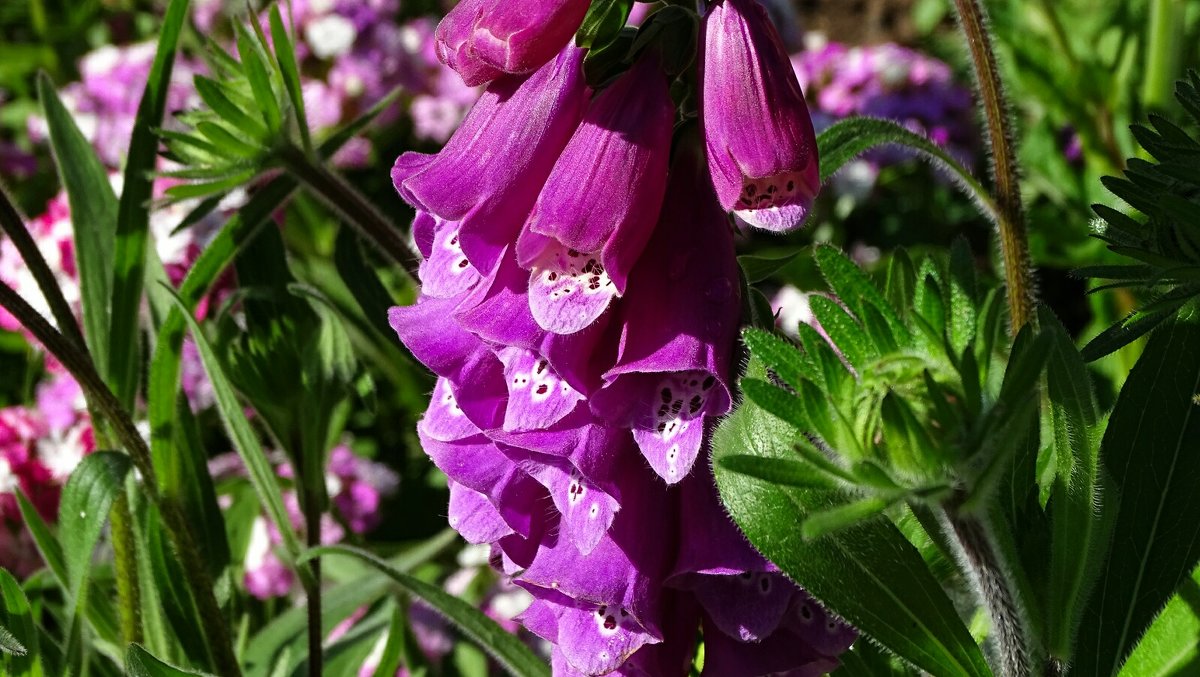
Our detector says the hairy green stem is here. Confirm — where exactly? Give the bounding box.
[945,510,1033,677]
[0,280,243,676]
[276,144,419,281]
[303,489,323,677]
[110,492,142,645]
[0,182,86,349]
[951,0,1034,331]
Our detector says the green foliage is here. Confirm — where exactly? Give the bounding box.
[1082,72,1200,360]
[58,452,133,619]
[1073,312,1200,676]
[299,546,551,677]
[126,644,210,676]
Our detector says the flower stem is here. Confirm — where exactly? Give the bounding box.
[110,491,142,645]
[0,279,243,677]
[275,144,419,282]
[0,182,85,349]
[945,510,1033,677]
[951,0,1034,332]
[303,488,323,677]
[1143,0,1184,112]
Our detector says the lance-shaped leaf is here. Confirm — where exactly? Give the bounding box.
[58,452,133,616]
[1119,565,1200,676]
[713,397,992,677]
[126,644,210,677]
[1074,314,1200,676]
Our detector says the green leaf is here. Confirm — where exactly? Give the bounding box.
[242,529,457,676]
[0,569,40,676]
[738,251,801,284]
[193,76,268,141]
[126,644,211,676]
[741,377,810,429]
[268,4,311,152]
[108,0,191,409]
[575,0,633,49]
[58,452,133,613]
[37,72,117,366]
[1040,307,1108,661]
[163,289,308,583]
[712,402,992,677]
[808,295,873,371]
[741,328,822,391]
[235,25,282,133]
[299,545,550,677]
[815,245,909,345]
[1119,565,1200,676]
[885,249,917,319]
[717,454,843,490]
[1074,314,1200,676]
[801,495,900,541]
[816,117,997,224]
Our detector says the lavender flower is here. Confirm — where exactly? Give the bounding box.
[700,0,821,232]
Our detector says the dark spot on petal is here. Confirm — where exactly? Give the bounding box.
[800,604,812,620]
[535,360,548,374]
[702,376,716,390]
[604,615,617,630]
[661,388,672,403]
[535,384,549,395]
[787,180,796,191]
[746,184,757,197]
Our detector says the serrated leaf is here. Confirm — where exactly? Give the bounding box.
[742,327,822,390]
[717,454,843,489]
[299,545,550,677]
[797,322,850,394]
[738,251,801,284]
[742,377,809,429]
[712,402,992,677]
[126,644,211,676]
[815,245,909,345]
[808,295,873,371]
[37,72,116,367]
[193,76,268,140]
[1073,314,1200,676]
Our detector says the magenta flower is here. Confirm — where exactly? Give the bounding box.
[701,0,820,231]
[393,46,589,273]
[515,54,674,335]
[436,0,589,86]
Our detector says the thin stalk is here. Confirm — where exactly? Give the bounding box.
[110,491,142,645]
[0,182,85,349]
[1143,0,1184,112]
[275,144,419,281]
[303,489,323,677]
[951,0,1034,332]
[0,280,243,677]
[944,510,1033,677]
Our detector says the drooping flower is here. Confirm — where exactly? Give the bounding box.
[515,53,674,335]
[700,0,820,231]
[436,0,590,86]
[393,46,589,273]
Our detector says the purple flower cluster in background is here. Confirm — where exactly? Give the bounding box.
[0,372,93,577]
[791,37,976,193]
[388,1,854,674]
[210,444,399,600]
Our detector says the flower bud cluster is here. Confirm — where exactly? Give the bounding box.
[390,1,852,673]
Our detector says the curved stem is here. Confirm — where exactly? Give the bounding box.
[0,182,86,349]
[0,280,243,677]
[951,0,1034,332]
[275,144,419,282]
[945,510,1033,677]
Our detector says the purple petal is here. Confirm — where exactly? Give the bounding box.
[518,54,674,333]
[433,0,506,86]
[393,47,588,272]
[497,346,585,432]
[418,216,482,298]
[469,0,590,76]
[783,591,858,659]
[589,144,741,483]
[700,615,840,677]
[448,481,514,544]
[529,461,619,555]
[420,378,479,443]
[455,251,616,394]
[555,603,661,676]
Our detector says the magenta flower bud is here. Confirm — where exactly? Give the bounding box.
[393,46,588,273]
[435,0,588,86]
[433,0,505,87]
[469,0,591,78]
[701,0,820,232]
[516,55,675,335]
